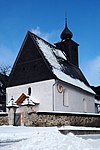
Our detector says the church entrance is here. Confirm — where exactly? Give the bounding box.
[14,113,21,126]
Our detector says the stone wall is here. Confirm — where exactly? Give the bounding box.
[24,112,100,127]
[0,113,8,125]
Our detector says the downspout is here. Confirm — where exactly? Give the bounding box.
[52,80,57,111]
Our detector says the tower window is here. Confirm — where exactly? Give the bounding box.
[28,87,31,96]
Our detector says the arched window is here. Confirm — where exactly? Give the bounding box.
[28,87,31,96]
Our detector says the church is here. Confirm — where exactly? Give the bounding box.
[6,21,95,113]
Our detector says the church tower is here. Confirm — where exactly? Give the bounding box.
[55,18,79,67]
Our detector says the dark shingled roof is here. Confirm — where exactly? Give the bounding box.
[7,31,94,94]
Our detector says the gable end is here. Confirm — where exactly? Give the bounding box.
[7,32,55,87]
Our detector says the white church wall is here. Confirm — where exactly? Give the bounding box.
[54,82,95,113]
[6,79,55,112]
[6,79,95,113]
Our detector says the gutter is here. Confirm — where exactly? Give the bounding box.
[52,80,57,111]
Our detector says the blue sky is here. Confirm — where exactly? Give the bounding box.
[0,0,100,86]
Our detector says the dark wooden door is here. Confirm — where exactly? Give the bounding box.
[14,113,21,126]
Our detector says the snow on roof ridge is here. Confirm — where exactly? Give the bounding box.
[35,36,95,94]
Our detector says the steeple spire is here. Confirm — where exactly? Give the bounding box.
[55,17,79,67]
[60,17,73,40]
[65,12,67,28]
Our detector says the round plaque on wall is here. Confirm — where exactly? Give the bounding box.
[57,84,64,93]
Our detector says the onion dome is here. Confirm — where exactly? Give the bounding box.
[60,18,73,40]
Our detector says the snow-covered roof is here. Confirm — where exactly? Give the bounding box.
[21,98,35,106]
[15,93,39,106]
[30,34,94,94]
[21,95,39,106]
[7,98,18,108]
[28,95,40,104]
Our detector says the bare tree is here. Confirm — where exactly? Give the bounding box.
[0,64,11,76]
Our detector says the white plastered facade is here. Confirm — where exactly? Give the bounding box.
[6,79,95,113]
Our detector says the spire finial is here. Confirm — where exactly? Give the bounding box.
[65,12,67,28]
[60,14,73,40]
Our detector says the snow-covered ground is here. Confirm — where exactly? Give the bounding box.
[0,126,100,150]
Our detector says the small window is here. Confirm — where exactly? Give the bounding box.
[28,87,31,96]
